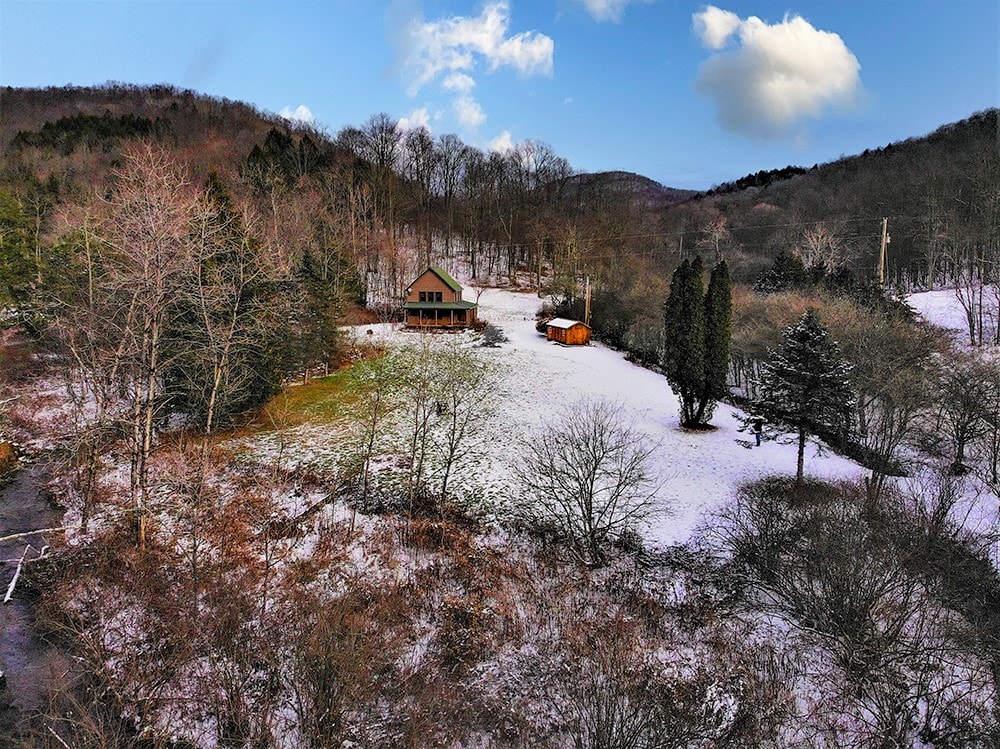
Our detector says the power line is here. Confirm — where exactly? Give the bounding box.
[504,216,912,263]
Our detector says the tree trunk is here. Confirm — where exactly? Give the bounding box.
[796,425,806,487]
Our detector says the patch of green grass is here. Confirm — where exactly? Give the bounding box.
[244,360,375,433]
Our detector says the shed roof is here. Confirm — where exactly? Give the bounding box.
[546,317,591,329]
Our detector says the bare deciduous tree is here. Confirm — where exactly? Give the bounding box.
[515,400,658,567]
[797,221,846,271]
[100,144,199,546]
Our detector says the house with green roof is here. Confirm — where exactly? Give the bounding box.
[402,266,478,329]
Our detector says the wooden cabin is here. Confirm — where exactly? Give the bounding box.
[402,266,478,329]
[546,318,591,346]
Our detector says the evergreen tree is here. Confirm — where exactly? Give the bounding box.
[295,246,343,372]
[163,174,282,428]
[698,260,732,424]
[0,190,44,336]
[663,257,705,426]
[757,309,855,486]
[0,192,35,301]
[753,249,808,293]
[663,258,732,428]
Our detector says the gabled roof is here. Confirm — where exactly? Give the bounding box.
[424,265,463,292]
[546,317,590,329]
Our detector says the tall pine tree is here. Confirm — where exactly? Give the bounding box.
[698,260,732,424]
[757,309,854,486]
[663,258,732,427]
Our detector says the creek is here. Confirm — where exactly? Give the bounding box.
[0,461,67,740]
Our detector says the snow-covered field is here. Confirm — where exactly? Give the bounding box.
[468,288,864,546]
[242,286,864,549]
[906,288,968,335]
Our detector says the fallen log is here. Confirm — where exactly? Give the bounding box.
[0,527,67,544]
[3,545,30,603]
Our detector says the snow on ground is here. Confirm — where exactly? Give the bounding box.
[256,287,864,550]
[906,288,969,335]
[469,288,863,547]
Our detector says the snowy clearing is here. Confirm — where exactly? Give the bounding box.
[240,286,864,550]
[469,288,863,547]
[906,288,969,335]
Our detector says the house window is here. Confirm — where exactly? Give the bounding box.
[435,291,443,302]
[419,291,427,302]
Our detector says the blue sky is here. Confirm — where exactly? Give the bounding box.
[0,0,996,189]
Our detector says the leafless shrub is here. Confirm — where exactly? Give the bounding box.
[515,400,659,567]
[716,476,998,746]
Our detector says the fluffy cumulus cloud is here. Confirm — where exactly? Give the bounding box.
[400,1,553,131]
[693,5,740,49]
[692,6,862,139]
[278,104,315,125]
[454,96,487,128]
[488,129,515,153]
[572,0,649,23]
[398,107,432,132]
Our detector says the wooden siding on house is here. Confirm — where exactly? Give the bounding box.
[402,266,478,329]
[405,266,464,304]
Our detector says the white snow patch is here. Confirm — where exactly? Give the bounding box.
[906,289,969,335]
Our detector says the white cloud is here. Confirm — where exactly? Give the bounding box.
[454,95,487,128]
[693,6,863,139]
[571,0,647,23]
[693,5,740,49]
[398,107,432,132]
[400,1,553,130]
[404,1,553,93]
[488,129,515,153]
[442,72,476,93]
[278,104,315,125]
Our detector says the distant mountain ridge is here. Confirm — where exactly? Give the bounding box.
[562,170,697,211]
[0,84,313,180]
[659,108,998,285]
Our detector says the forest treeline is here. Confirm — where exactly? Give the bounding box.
[1,86,998,456]
[1,84,996,314]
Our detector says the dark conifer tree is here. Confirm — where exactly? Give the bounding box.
[698,260,732,423]
[663,257,705,426]
[753,249,808,293]
[163,173,282,428]
[0,190,41,335]
[756,309,854,486]
[294,246,343,373]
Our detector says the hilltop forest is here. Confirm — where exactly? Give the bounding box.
[1,84,999,748]
[1,84,997,358]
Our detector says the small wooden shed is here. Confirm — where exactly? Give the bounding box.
[546,318,591,346]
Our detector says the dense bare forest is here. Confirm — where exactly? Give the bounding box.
[1,84,999,748]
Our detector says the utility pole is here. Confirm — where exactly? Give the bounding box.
[878,217,890,285]
[584,276,592,327]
